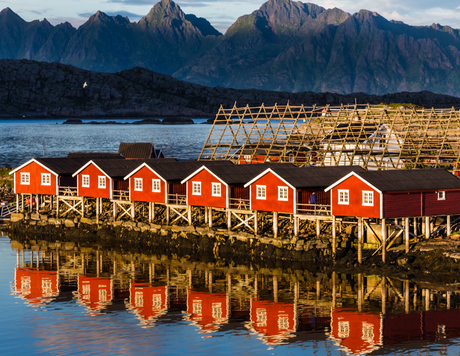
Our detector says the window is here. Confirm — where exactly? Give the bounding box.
[212,183,221,197]
[256,185,266,200]
[278,186,288,201]
[152,179,161,192]
[20,173,30,185]
[82,175,90,188]
[338,189,349,205]
[362,191,374,206]
[338,321,350,338]
[98,176,106,189]
[244,155,252,163]
[134,178,143,191]
[438,191,446,200]
[192,182,201,195]
[41,173,51,186]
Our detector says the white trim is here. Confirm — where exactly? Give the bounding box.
[192,181,201,195]
[41,173,51,186]
[20,172,30,185]
[325,171,382,194]
[244,168,295,190]
[180,165,227,187]
[152,179,161,192]
[123,162,165,183]
[278,186,288,201]
[256,185,266,200]
[134,178,143,191]
[72,160,109,178]
[338,189,349,205]
[362,190,374,206]
[212,182,221,197]
[9,158,58,176]
[82,175,90,188]
[438,191,446,200]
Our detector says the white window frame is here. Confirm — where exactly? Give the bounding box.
[20,172,30,185]
[362,191,374,206]
[41,173,51,186]
[212,183,221,197]
[278,186,288,201]
[152,179,161,192]
[134,178,143,191]
[438,191,446,200]
[338,189,349,205]
[256,185,266,200]
[192,181,201,195]
[98,176,106,189]
[82,175,90,188]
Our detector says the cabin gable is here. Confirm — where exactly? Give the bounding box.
[128,165,166,203]
[77,164,111,199]
[330,175,381,218]
[186,169,227,208]
[14,161,57,195]
[248,171,295,213]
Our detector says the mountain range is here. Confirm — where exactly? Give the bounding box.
[2,0,460,96]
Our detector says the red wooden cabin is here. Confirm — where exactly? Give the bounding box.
[10,157,99,196]
[129,282,168,325]
[14,268,59,305]
[187,289,229,333]
[77,276,113,315]
[249,299,296,345]
[73,159,145,199]
[330,308,382,355]
[244,166,363,214]
[325,169,460,218]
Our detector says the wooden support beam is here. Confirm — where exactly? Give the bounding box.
[425,216,430,238]
[208,207,213,228]
[405,217,410,253]
[316,218,321,236]
[382,218,387,263]
[358,217,362,264]
[447,215,451,237]
[188,206,192,226]
[166,206,170,225]
[227,210,231,231]
[332,216,336,257]
[131,202,135,221]
[96,198,99,224]
[254,211,258,235]
[273,212,278,238]
[294,216,299,237]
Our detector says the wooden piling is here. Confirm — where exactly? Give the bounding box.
[382,218,387,263]
[358,217,362,264]
[405,217,410,253]
[273,212,278,238]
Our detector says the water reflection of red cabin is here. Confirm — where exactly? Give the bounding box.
[14,268,59,305]
[249,299,297,345]
[330,308,382,355]
[186,289,229,333]
[77,276,113,315]
[129,282,168,326]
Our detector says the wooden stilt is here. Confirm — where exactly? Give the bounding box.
[294,216,298,237]
[254,211,258,235]
[148,202,152,223]
[316,218,321,236]
[131,202,135,220]
[188,206,192,225]
[36,194,39,213]
[82,198,85,217]
[332,216,336,257]
[204,207,208,224]
[425,216,430,238]
[166,206,170,224]
[357,273,363,312]
[358,217,362,264]
[405,217,410,253]
[152,202,155,222]
[208,207,213,228]
[382,218,387,263]
[447,291,452,309]
[405,279,410,314]
[413,217,418,237]
[96,198,99,224]
[332,271,336,308]
[56,196,59,218]
[273,276,278,303]
[447,215,451,237]
[113,202,117,218]
[381,277,386,315]
[227,210,231,231]
[273,212,278,238]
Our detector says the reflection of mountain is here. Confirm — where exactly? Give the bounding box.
[186,289,229,333]
[128,282,168,327]
[77,276,113,316]
[14,268,59,305]
[248,299,297,345]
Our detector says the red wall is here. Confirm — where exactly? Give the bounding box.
[14,161,57,195]
[129,166,166,203]
[331,175,381,218]
[77,164,111,199]
[130,283,167,323]
[424,190,460,215]
[383,193,421,218]
[187,290,228,332]
[186,169,227,208]
[15,268,59,304]
[249,172,295,213]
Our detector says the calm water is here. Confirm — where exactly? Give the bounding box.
[2,236,460,355]
[0,118,211,167]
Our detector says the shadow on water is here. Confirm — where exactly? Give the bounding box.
[5,232,460,355]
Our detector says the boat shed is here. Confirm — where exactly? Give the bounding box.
[325,169,460,219]
[118,142,164,159]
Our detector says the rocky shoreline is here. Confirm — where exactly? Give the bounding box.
[4,213,460,287]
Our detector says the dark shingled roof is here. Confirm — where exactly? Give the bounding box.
[355,169,460,192]
[68,152,124,159]
[118,142,154,159]
[35,157,105,176]
[144,160,235,181]
[269,165,366,188]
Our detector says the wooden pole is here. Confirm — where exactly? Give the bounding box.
[96,198,99,224]
[294,216,299,237]
[425,216,430,238]
[381,277,386,315]
[56,196,59,218]
[405,279,410,314]
[358,217,362,264]
[113,202,117,219]
[227,210,231,231]
[316,218,321,236]
[447,215,451,237]
[332,272,336,307]
[405,217,410,253]
[382,218,387,263]
[273,276,278,303]
[254,211,258,235]
[413,217,418,237]
[82,198,85,217]
[332,216,336,257]
[131,202,135,221]
[208,207,213,228]
[188,206,192,226]
[273,212,278,238]
[166,206,170,225]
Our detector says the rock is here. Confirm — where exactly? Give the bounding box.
[64,219,75,228]
[80,217,94,225]
[31,213,40,221]
[10,213,24,222]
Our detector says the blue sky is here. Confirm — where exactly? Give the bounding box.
[2,0,460,34]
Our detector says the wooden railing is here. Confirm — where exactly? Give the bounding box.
[58,186,78,196]
[229,198,250,210]
[113,190,130,201]
[296,203,331,216]
[167,194,186,205]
